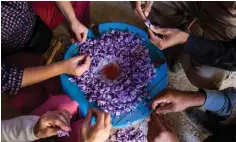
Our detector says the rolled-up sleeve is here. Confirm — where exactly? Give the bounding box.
[200,87,236,117]
[1,62,24,95]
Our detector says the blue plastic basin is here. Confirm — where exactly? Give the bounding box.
[60,22,168,128]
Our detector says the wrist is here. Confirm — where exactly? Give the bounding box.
[33,120,41,138]
[52,61,68,75]
[180,31,190,44]
[69,17,81,27]
[186,92,206,107]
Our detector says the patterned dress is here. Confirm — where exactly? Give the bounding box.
[1,1,36,94]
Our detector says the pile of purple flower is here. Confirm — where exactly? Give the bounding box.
[69,30,156,117]
[107,127,147,142]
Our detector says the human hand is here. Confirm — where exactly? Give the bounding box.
[33,110,72,139]
[81,108,111,142]
[152,88,206,114]
[148,26,190,50]
[148,113,179,142]
[70,19,88,43]
[63,54,91,77]
[132,1,154,20]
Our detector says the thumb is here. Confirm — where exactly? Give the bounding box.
[83,108,92,129]
[45,127,60,137]
[150,26,168,35]
[152,95,169,111]
[74,54,87,62]
[76,33,82,42]
[144,1,153,17]
[154,103,174,114]
[78,55,91,68]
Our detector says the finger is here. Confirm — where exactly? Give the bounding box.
[82,109,92,136]
[56,113,70,127]
[134,10,141,19]
[74,54,87,62]
[148,29,163,47]
[144,1,153,17]
[150,26,168,35]
[84,55,91,67]
[76,33,82,42]
[104,112,111,127]
[151,97,168,111]
[81,31,88,43]
[60,110,72,126]
[45,127,59,137]
[150,113,168,131]
[71,38,76,43]
[79,56,91,71]
[83,108,92,128]
[53,117,71,132]
[80,56,91,71]
[147,123,156,142]
[90,108,105,127]
[155,103,174,114]
[135,2,146,20]
[151,90,170,110]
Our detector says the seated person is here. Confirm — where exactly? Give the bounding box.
[1,1,90,114]
[150,87,236,142]
[2,104,111,142]
[132,1,236,90]
[147,26,235,141]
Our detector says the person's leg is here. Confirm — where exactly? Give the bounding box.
[31,95,80,142]
[30,1,91,30]
[31,95,79,116]
[149,2,230,89]
[179,52,229,89]
[4,52,61,114]
[31,94,79,116]
[149,2,194,73]
[30,1,65,30]
[149,1,190,28]
[71,1,91,26]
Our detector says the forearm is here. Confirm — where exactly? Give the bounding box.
[21,61,66,88]
[184,91,206,108]
[55,1,77,24]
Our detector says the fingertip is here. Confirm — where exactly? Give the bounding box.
[65,126,71,132]
[77,35,82,42]
[144,11,149,17]
[155,108,161,114]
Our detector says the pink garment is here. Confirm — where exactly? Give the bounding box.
[31,95,79,116]
[31,95,83,142]
[4,53,61,114]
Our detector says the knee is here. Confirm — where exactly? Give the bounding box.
[50,95,79,115]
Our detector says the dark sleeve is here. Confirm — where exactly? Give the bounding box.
[1,62,24,95]
[184,35,236,71]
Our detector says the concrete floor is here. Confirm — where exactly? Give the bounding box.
[54,1,236,142]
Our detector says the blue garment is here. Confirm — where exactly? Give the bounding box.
[201,87,236,117]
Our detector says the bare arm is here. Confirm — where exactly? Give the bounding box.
[21,61,65,88]
[55,1,88,42]
[21,55,91,88]
[55,1,77,24]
